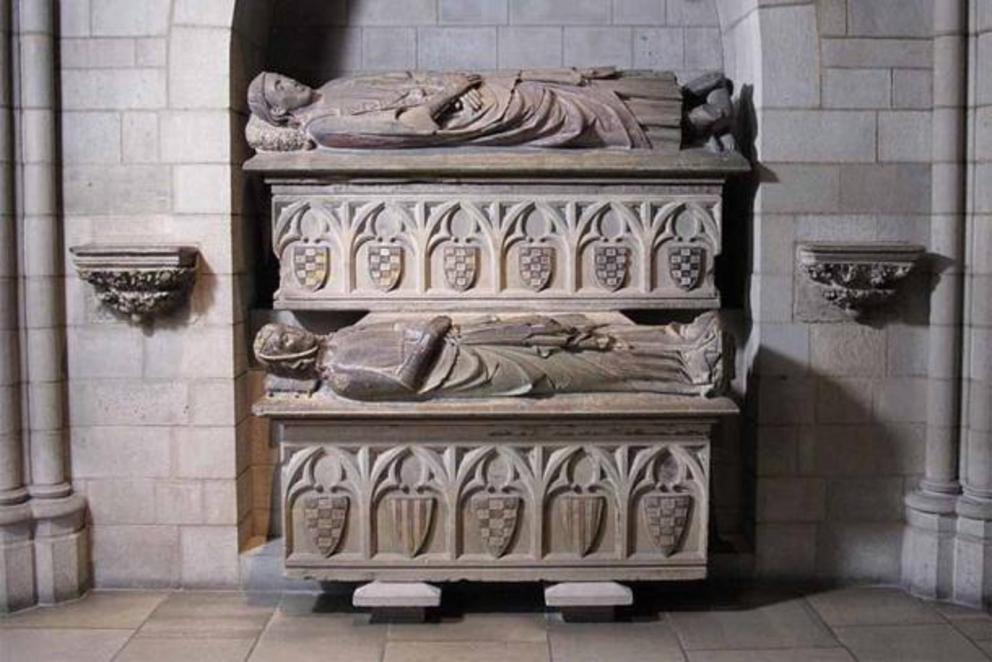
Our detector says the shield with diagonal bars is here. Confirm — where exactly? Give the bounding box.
[390,494,435,557]
[560,494,605,557]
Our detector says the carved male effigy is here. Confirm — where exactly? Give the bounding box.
[246,67,734,152]
[254,312,729,401]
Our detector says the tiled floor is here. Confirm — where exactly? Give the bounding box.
[0,585,989,662]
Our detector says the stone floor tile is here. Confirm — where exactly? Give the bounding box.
[805,587,943,627]
[114,636,256,662]
[0,627,132,662]
[382,640,550,662]
[952,617,992,642]
[935,602,992,621]
[548,620,686,662]
[0,590,167,629]
[978,640,992,657]
[834,623,989,662]
[389,613,547,642]
[686,649,855,661]
[248,612,386,662]
[666,599,838,650]
[136,591,276,639]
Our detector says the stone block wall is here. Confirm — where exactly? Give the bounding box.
[266,0,724,85]
[721,0,935,583]
[60,0,272,588]
[50,0,968,593]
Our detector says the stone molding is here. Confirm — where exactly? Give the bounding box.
[797,242,924,317]
[70,245,199,324]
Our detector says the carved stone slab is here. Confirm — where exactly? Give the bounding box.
[270,394,734,582]
[268,186,724,311]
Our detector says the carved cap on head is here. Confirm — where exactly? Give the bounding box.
[248,72,315,126]
[253,322,320,378]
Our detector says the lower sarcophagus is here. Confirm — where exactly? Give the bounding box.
[267,394,735,582]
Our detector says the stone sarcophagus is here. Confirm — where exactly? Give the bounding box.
[246,67,747,590]
[259,395,735,581]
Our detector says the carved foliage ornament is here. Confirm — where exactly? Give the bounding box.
[798,242,924,317]
[70,245,198,324]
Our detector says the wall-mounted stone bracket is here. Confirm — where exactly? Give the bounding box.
[70,245,199,324]
[797,242,924,317]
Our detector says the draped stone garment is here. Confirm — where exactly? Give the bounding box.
[292,71,677,150]
[319,312,727,401]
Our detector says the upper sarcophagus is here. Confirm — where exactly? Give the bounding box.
[244,68,748,312]
[246,149,747,312]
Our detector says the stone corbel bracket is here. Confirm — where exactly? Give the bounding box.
[70,244,199,324]
[798,242,924,317]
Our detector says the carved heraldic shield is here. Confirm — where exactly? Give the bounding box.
[473,495,521,558]
[668,245,705,291]
[302,494,348,557]
[518,245,553,291]
[292,244,330,291]
[390,495,435,557]
[594,245,630,292]
[443,245,479,291]
[367,244,403,291]
[642,493,692,556]
[560,494,605,557]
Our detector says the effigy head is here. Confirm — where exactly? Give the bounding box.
[248,72,315,126]
[253,323,320,379]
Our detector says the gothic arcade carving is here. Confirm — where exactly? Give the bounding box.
[282,432,710,575]
[269,192,723,309]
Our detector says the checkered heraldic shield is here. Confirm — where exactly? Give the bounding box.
[594,244,630,291]
[367,244,403,291]
[641,493,693,556]
[518,245,553,291]
[473,495,521,557]
[303,494,348,557]
[667,244,705,291]
[443,244,479,291]
[292,244,330,292]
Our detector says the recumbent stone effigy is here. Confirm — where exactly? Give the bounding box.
[246,66,747,612]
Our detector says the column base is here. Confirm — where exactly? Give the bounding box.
[902,499,957,600]
[952,497,992,609]
[0,494,90,612]
[0,502,36,613]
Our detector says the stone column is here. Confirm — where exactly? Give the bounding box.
[16,0,67,500]
[953,0,992,607]
[12,0,87,606]
[902,0,968,599]
[0,0,35,614]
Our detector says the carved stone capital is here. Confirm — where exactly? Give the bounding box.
[798,242,924,317]
[70,245,199,324]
